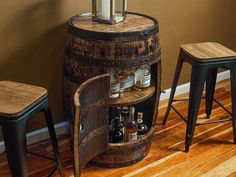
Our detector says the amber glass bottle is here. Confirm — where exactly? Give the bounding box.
[124,106,138,142]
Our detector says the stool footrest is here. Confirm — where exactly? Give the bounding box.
[27,151,57,162]
[48,166,58,177]
[213,98,232,115]
[196,118,232,126]
[173,96,206,102]
[171,105,187,123]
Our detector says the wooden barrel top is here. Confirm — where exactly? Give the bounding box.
[72,13,154,33]
[68,12,159,41]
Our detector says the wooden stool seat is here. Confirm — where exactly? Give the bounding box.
[0,81,47,117]
[162,42,236,152]
[0,81,64,177]
[181,42,236,61]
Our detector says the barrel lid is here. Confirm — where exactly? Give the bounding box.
[68,12,159,41]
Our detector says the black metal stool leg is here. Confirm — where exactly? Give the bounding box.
[44,106,65,177]
[2,120,27,177]
[205,68,217,118]
[230,65,236,144]
[162,56,184,125]
[185,65,208,152]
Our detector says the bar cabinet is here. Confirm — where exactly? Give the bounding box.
[64,12,161,167]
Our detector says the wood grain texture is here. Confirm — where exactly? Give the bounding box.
[91,127,154,168]
[2,79,235,177]
[64,12,160,122]
[0,81,47,117]
[181,42,236,60]
[73,74,110,177]
[72,14,154,33]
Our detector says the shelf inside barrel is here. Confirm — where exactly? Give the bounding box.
[108,127,154,148]
[109,80,156,106]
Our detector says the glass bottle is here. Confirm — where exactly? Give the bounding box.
[137,112,148,136]
[109,107,116,126]
[109,107,116,143]
[121,106,129,127]
[124,106,138,142]
[109,71,120,99]
[134,65,151,89]
[116,69,134,93]
[115,107,124,134]
[111,117,124,143]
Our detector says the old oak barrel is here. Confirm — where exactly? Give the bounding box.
[64,12,161,167]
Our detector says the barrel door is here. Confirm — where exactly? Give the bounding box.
[73,74,110,177]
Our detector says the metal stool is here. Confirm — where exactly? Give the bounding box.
[0,81,64,177]
[162,42,236,152]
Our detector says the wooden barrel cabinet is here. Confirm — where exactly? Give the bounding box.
[64,12,161,167]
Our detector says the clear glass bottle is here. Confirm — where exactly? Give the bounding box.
[124,106,138,142]
[137,112,148,136]
[116,69,134,93]
[134,65,151,89]
[109,71,120,99]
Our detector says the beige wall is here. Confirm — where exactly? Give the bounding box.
[0,0,235,134]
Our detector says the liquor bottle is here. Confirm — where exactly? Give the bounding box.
[121,106,129,126]
[115,107,124,134]
[109,107,116,143]
[109,107,116,126]
[116,69,135,93]
[137,112,148,135]
[134,65,151,89]
[109,71,120,99]
[111,117,124,143]
[124,106,138,142]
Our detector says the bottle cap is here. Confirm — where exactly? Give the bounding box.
[137,112,143,123]
[137,112,143,118]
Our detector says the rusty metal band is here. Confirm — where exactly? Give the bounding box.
[90,154,146,168]
[65,48,161,68]
[80,98,108,118]
[68,12,159,42]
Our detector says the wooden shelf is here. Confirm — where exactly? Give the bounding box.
[108,127,154,148]
[91,127,154,167]
[109,81,156,106]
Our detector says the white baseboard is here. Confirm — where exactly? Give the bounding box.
[0,70,230,153]
[160,70,230,101]
[0,121,70,153]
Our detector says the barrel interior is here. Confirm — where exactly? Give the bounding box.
[90,127,154,167]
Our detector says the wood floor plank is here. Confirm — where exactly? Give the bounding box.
[199,155,236,177]
[0,79,236,177]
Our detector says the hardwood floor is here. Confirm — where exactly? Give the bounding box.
[0,78,236,177]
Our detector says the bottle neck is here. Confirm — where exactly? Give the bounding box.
[130,112,134,121]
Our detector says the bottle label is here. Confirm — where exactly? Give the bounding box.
[120,79,134,89]
[110,82,120,92]
[128,132,137,141]
[109,92,119,99]
[140,74,151,87]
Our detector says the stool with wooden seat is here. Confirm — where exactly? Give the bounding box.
[0,81,64,177]
[162,42,236,152]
